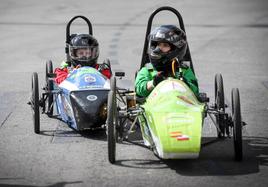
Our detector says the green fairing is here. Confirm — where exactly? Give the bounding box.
[135,63,199,97]
[139,78,205,159]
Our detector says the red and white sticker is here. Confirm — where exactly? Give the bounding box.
[170,131,190,141]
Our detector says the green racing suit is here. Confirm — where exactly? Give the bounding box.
[135,63,199,97]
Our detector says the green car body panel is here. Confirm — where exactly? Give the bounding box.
[139,78,205,159]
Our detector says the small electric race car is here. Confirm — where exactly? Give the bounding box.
[106,6,245,164]
[29,16,111,133]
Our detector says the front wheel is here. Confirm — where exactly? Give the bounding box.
[31,72,40,134]
[232,88,243,161]
[107,77,117,164]
[215,74,225,138]
[46,60,54,117]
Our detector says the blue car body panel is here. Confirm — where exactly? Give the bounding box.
[54,67,110,130]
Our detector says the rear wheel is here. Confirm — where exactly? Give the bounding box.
[107,77,117,163]
[32,72,40,134]
[46,60,54,117]
[215,74,225,138]
[232,88,243,161]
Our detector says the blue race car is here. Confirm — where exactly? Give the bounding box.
[29,16,111,133]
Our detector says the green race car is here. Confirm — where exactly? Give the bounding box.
[106,6,244,164]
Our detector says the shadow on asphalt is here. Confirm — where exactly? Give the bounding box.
[80,128,107,141]
[115,136,268,176]
[38,123,107,142]
[114,159,168,169]
[163,136,266,176]
[0,181,83,187]
[36,113,107,141]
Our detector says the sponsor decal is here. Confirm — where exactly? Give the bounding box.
[172,81,187,92]
[79,85,103,89]
[170,131,190,141]
[84,75,96,83]
[165,113,194,124]
[159,81,187,93]
[86,95,98,101]
[61,95,72,117]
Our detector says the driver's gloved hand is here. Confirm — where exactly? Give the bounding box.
[98,59,111,71]
[102,59,111,67]
[153,72,165,86]
[98,63,110,72]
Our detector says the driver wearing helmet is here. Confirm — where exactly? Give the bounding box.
[54,34,112,84]
[135,25,199,97]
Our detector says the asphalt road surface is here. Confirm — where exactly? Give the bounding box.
[0,0,268,186]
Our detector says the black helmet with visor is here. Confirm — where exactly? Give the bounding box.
[69,34,99,67]
[148,25,187,71]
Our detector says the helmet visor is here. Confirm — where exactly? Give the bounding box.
[148,41,171,60]
[70,46,99,61]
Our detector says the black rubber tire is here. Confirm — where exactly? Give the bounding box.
[215,74,225,138]
[46,60,53,117]
[107,77,117,163]
[232,88,243,161]
[32,72,40,134]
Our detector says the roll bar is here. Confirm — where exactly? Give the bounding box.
[65,15,93,61]
[140,6,194,74]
